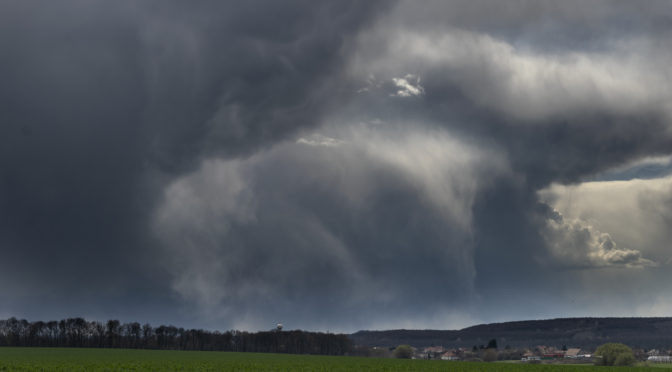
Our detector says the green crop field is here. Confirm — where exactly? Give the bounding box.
[0,347,664,372]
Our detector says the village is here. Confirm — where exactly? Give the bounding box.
[397,344,672,364]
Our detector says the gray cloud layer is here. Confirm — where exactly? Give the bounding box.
[2,1,672,330]
[153,123,506,329]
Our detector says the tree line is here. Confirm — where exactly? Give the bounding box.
[0,317,351,355]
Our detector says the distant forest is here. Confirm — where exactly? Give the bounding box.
[0,317,351,355]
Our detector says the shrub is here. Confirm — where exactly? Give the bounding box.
[594,343,635,366]
[614,353,636,366]
[393,345,414,359]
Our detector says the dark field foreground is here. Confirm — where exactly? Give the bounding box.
[0,347,665,371]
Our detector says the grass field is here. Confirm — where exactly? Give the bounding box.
[0,347,667,372]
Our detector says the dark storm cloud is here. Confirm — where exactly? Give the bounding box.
[3,0,672,331]
[0,0,386,324]
[0,1,149,301]
[341,0,672,318]
[138,0,387,167]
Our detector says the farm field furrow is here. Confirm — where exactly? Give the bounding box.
[0,347,666,372]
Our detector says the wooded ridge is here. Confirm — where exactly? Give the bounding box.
[350,317,672,349]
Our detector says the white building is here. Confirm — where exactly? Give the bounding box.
[648,356,672,363]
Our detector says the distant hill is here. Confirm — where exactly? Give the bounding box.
[350,317,672,350]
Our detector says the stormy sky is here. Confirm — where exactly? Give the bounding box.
[2,0,672,332]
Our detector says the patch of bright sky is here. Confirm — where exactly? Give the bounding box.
[585,155,672,182]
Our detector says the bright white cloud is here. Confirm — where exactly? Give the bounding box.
[540,177,672,266]
[296,134,344,147]
[391,74,424,97]
[542,207,656,269]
